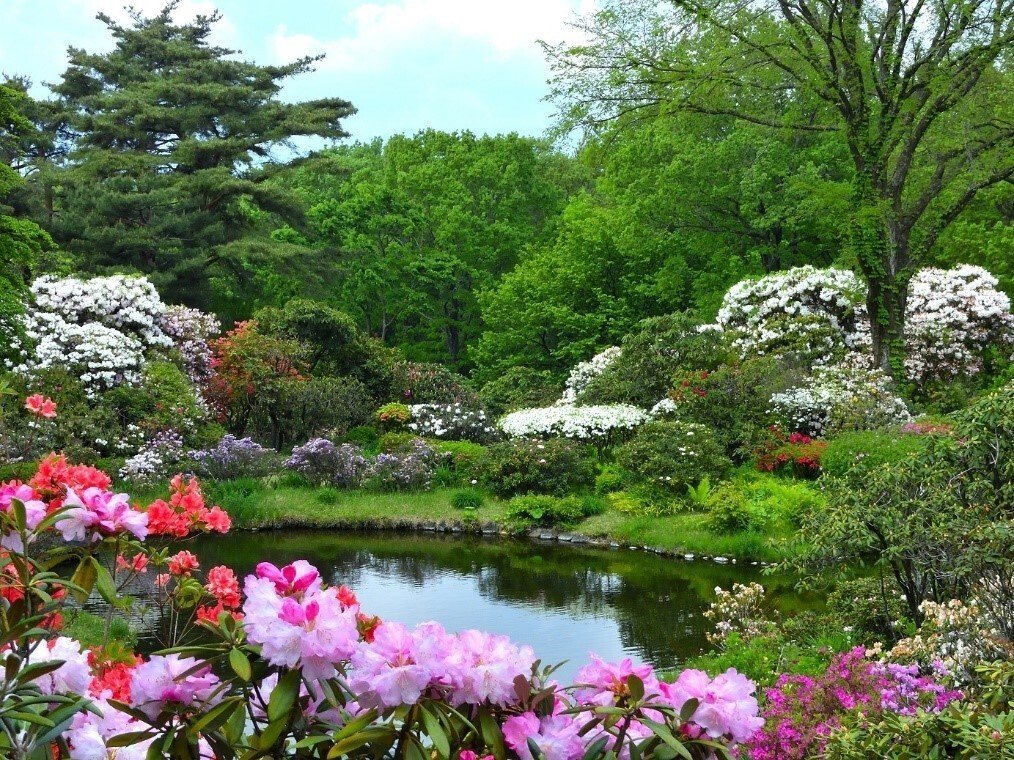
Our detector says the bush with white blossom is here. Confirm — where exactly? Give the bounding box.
[769,365,910,436]
[500,403,649,442]
[560,346,622,403]
[10,274,172,396]
[903,265,1014,389]
[408,403,499,443]
[716,266,870,363]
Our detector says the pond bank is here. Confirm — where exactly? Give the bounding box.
[200,484,795,564]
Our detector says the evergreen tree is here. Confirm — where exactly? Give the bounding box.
[40,2,355,306]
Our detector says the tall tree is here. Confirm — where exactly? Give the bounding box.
[546,0,1014,374]
[33,2,354,306]
[276,131,585,368]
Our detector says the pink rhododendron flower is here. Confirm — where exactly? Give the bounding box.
[243,568,359,679]
[574,655,660,705]
[55,487,148,542]
[447,629,536,706]
[0,482,47,551]
[349,621,434,708]
[255,560,321,596]
[25,636,91,695]
[662,668,763,743]
[167,550,199,576]
[503,710,584,760]
[130,654,222,719]
[65,697,152,760]
[25,393,57,418]
[205,565,241,608]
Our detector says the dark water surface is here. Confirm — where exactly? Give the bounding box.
[188,530,815,679]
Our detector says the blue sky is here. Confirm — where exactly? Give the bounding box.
[0,0,595,143]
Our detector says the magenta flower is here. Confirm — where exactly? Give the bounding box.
[130,654,221,719]
[55,487,148,542]
[0,483,47,551]
[663,668,762,743]
[255,560,321,596]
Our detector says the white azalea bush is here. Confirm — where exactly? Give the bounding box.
[560,346,622,403]
[500,403,649,442]
[903,265,1014,389]
[769,365,910,436]
[716,266,870,364]
[408,403,500,443]
[10,274,172,396]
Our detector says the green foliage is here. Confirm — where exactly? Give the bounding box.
[706,473,824,534]
[616,420,731,495]
[429,440,488,478]
[479,367,561,417]
[450,488,485,511]
[826,577,908,645]
[820,429,933,478]
[580,312,732,406]
[389,361,478,405]
[250,375,374,446]
[62,610,137,650]
[105,361,204,436]
[594,463,626,495]
[377,432,419,454]
[505,494,605,528]
[315,487,342,505]
[342,425,380,453]
[254,298,364,375]
[28,8,353,308]
[375,402,411,430]
[480,437,596,497]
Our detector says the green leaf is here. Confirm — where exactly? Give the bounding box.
[228,648,252,682]
[420,705,450,758]
[69,557,98,603]
[267,668,301,722]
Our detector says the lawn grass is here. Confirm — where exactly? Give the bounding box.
[135,478,798,562]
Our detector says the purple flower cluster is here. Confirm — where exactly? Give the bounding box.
[749,647,961,759]
[285,438,373,488]
[159,305,220,385]
[188,435,276,480]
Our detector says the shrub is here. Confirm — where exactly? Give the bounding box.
[316,487,342,505]
[377,431,419,453]
[368,439,441,491]
[342,425,380,452]
[480,437,596,497]
[188,435,279,481]
[499,403,648,444]
[820,430,932,478]
[284,438,372,488]
[560,347,622,403]
[450,488,485,511]
[707,491,768,534]
[594,463,626,494]
[580,312,732,407]
[119,431,186,485]
[479,367,560,417]
[826,577,907,646]
[390,361,478,405]
[505,494,603,528]
[753,430,828,477]
[407,403,499,443]
[430,440,488,478]
[375,402,411,431]
[254,375,373,445]
[616,420,731,495]
[769,365,910,437]
[706,474,824,533]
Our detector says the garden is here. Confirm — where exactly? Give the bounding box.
[1,1,1014,758]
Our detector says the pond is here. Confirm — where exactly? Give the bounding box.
[185,530,817,680]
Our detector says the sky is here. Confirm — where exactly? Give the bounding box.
[0,0,596,144]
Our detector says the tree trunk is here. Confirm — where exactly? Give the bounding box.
[866,273,907,374]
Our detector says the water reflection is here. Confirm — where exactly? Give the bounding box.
[190,530,814,679]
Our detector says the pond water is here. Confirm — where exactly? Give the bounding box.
[186,530,816,680]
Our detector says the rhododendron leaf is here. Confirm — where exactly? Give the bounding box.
[69,556,97,603]
[576,716,602,736]
[526,737,546,760]
[94,560,118,606]
[14,660,65,685]
[478,708,506,760]
[267,668,301,722]
[513,674,531,702]
[107,699,152,723]
[106,730,159,747]
[330,710,377,740]
[628,673,645,701]
[420,705,450,758]
[188,697,244,736]
[10,498,26,533]
[678,697,700,724]
[638,719,693,760]
[582,735,609,759]
[5,710,53,727]
[326,726,393,757]
[228,648,252,681]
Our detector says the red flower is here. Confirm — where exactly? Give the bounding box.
[167,550,200,576]
[205,566,241,609]
[24,394,57,418]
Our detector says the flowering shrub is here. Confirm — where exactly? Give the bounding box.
[285,438,373,488]
[749,647,961,759]
[704,583,775,646]
[409,403,500,443]
[390,360,479,405]
[10,274,172,396]
[716,266,869,363]
[560,346,622,403]
[500,403,649,442]
[0,454,763,760]
[903,265,1014,389]
[769,366,910,436]
[368,438,445,491]
[616,420,731,495]
[119,430,186,484]
[159,304,220,386]
[480,437,597,497]
[754,429,828,477]
[375,401,411,430]
[188,434,278,480]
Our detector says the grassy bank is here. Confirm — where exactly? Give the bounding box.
[132,480,799,562]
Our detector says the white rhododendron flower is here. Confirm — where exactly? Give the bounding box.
[500,403,648,440]
[560,346,622,403]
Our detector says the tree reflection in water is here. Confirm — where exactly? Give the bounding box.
[189,530,817,678]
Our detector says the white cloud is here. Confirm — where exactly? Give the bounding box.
[268,0,596,72]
